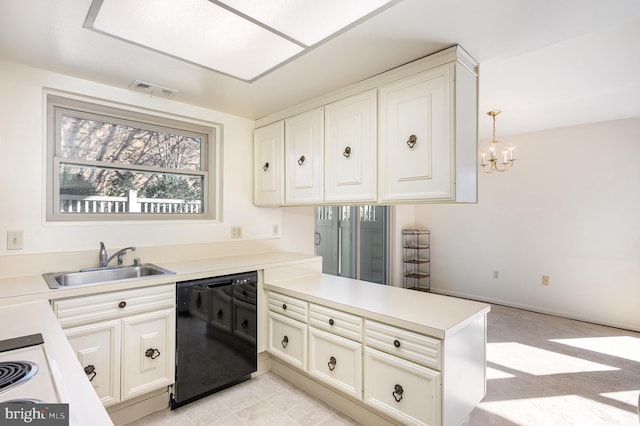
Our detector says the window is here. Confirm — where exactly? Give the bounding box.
[315,205,389,284]
[46,94,219,221]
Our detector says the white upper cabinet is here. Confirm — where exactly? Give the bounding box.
[324,90,377,203]
[254,121,284,206]
[378,65,452,201]
[378,56,478,203]
[285,108,325,204]
[254,46,478,206]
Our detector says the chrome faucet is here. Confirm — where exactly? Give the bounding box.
[99,242,136,268]
[99,242,108,267]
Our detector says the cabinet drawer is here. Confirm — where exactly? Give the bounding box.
[309,304,362,342]
[365,320,441,370]
[364,347,441,426]
[268,291,308,323]
[309,327,362,400]
[53,284,175,328]
[268,311,307,371]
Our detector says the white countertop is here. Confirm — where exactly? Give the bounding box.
[0,251,319,304]
[265,273,490,339]
[0,300,113,426]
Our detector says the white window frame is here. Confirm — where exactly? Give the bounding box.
[45,93,220,222]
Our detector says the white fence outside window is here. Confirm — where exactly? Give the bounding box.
[60,190,202,214]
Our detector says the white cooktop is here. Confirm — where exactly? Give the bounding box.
[0,337,64,404]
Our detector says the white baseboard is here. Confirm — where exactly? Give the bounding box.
[270,358,399,426]
[107,388,168,426]
[430,287,640,333]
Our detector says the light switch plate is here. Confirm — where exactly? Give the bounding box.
[231,226,243,239]
[7,231,23,250]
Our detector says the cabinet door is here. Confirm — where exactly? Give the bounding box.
[379,64,454,202]
[122,308,176,400]
[254,121,284,206]
[267,311,307,371]
[309,327,362,400]
[285,108,324,204]
[324,90,376,202]
[65,320,121,407]
[364,347,441,426]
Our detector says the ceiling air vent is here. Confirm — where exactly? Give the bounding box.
[128,80,178,97]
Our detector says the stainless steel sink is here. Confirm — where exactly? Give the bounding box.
[43,264,175,289]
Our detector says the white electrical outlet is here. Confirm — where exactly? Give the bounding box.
[7,231,24,250]
[231,226,243,239]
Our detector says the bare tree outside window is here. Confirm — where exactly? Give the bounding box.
[47,95,218,221]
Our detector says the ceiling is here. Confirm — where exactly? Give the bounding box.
[1,0,640,138]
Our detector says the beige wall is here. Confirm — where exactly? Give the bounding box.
[415,117,640,331]
[0,60,282,258]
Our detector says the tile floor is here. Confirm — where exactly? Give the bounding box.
[125,372,361,426]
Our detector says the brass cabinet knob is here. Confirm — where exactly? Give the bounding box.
[145,348,160,359]
[84,364,96,381]
[407,134,417,149]
[328,356,337,371]
[393,384,404,402]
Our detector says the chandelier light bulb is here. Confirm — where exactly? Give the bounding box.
[480,110,516,173]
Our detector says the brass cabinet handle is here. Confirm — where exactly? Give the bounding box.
[393,384,404,402]
[263,162,269,171]
[145,348,160,359]
[407,134,417,149]
[281,335,289,348]
[84,364,96,382]
[118,301,126,308]
[394,339,401,348]
[328,356,337,371]
[343,146,351,158]
[298,155,305,165]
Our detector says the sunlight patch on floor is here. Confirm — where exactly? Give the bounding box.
[599,390,640,408]
[487,342,618,375]
[551,336,640,363]
[478,394,637,425]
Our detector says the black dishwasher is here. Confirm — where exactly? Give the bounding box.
[171,271,257,409]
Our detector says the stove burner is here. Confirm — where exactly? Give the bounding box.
[0,361,38,394]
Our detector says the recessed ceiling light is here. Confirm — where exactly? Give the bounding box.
[84,0,396,82]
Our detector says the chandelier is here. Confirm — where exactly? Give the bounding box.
[480,110,516,173]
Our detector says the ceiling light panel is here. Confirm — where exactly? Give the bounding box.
[216,0,394,46]
[88,0,304,81]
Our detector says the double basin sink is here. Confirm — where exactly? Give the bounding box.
[43,264,175,289]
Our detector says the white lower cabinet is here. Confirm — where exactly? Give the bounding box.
[308,327,362,400]
[65,320,121,407]
[122,308,175,400]
[52,283,176,407]
[268,311,308,371]
[364,347,441,426]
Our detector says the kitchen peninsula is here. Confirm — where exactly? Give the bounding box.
[264,265,490,426]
